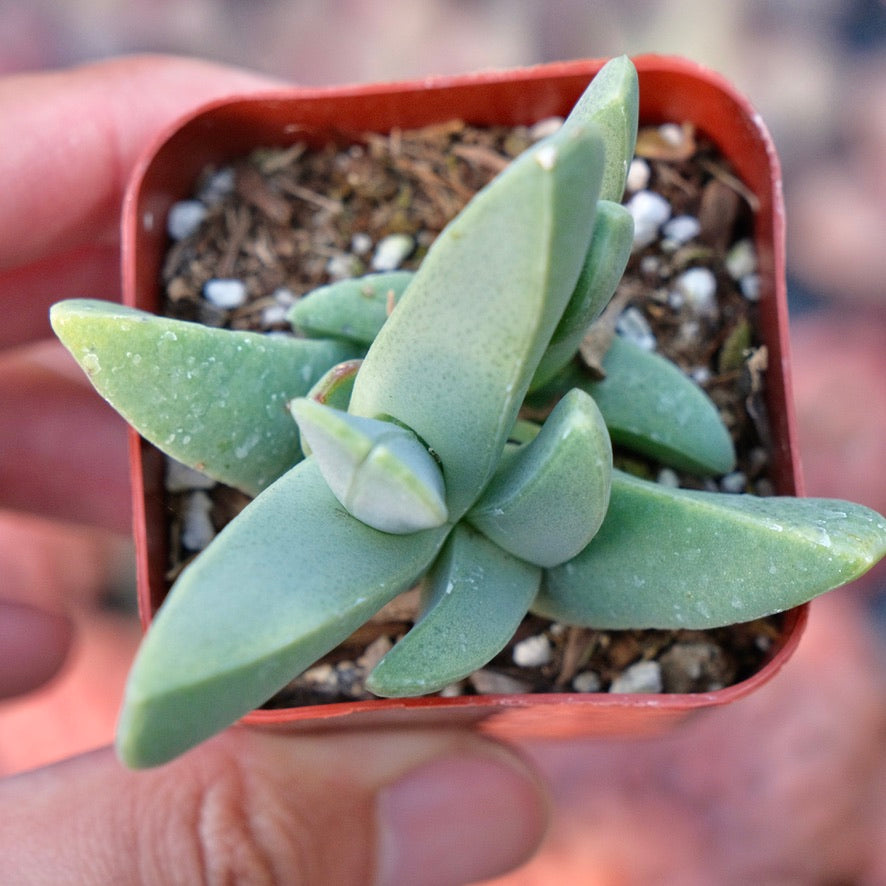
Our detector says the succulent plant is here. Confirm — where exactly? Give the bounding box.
[51,57,886,768]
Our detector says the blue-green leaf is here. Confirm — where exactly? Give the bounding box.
[580,335,737,475]
[535,470,886,629]
[531,200,634,390]
[116,458,449,768]
[366,525,540,696]
[467,388,612,567]
[287,271,413,344]
[50,299,360,494]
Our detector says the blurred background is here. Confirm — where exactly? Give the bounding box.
[1,2,884,882]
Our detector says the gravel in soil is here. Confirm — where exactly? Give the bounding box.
[158,116,785,706]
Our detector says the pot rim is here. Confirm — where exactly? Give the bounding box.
[122,54,806,738]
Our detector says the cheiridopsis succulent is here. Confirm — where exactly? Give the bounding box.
[51,57,886,767]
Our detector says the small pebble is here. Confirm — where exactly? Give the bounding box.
[166,200,208,240]
[512,634,552,668]
[720,471,748,493]
[625,157,650,192]
[740,273,761,302]
[199,167,236,205]
[326,252,361,280]
[572,671,602,693]
[639,254,661,277]
[658,123,685,146]
[725,238,757,280]
[659,642,728,693]
[616,307,657,351]
[470,669,532,695]
[203,278,248,309]
[357,635,393,670]
[529,116,564,140]
[181,491,216,551]
[674,267,718,319]
[609,660,663,694]
[165,458,216,493]
[690,365,712,385]
[626,190,671,250]
[273,287,297,307]
[661,214,701,248]
[371,233,414,271]
[657,467,681,488]
[301,663,339,692]
[351,232,373,256]
[261,303,289,326]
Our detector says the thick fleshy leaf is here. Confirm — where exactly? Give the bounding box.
[531,200,634,389]
[535,469,886,629]
[467,389,612,567]
[287,271,413,344]
[579,335,736,475]
[116,458,449,768]
[366,524,541,697]
[290,399,448,533]
[303,358,362,411]
[564,55,639,202]
[348,124,605,518]
[50,299,359,494]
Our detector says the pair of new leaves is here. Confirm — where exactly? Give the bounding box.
[51,57,886,767]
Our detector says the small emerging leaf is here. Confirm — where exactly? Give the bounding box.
[290,398,448,533]
[467,388,612,567]
[51,299,359,494]
[536,470,886,629]
[116,458,449,768]
[304,359,362,412]
[366,524,540,696]
[287,271,413,344]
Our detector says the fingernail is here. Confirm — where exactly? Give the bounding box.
[375,748,548,886]
[0,600,73,699]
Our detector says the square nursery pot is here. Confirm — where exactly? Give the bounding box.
[123,55,806,740]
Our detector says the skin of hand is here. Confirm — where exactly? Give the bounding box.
[0,55,549,886]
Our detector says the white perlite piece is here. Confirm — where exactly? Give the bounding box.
[371,234,414,271]
[181,491,216,551]
[512,634,552,668]
[165,458,216,493]
[199,167,236,205]
[529,116,564,141]
[625,157,650,192]
[626,189,671,250]
[740,274,761,302]
[720,471,748,493]
[616,306,657,351]
[572,671,602,693]
[674,267,718,319]
[725,238,757,280]
[204,278,248,309]
[609,660,663,694]
[167,200,208,241]
[662,215,701,248]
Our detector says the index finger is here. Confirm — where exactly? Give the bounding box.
[0,55,283,345]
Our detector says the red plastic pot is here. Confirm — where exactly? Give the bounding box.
[122,55,806,740]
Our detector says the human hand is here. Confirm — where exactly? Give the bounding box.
[0,56,549,886]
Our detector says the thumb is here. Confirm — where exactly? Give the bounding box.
[0,727,548,885]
